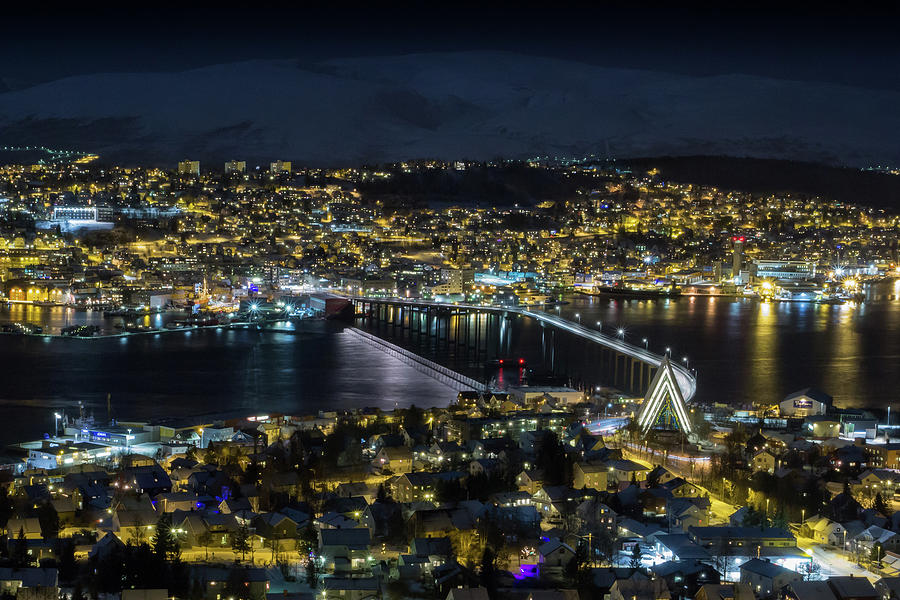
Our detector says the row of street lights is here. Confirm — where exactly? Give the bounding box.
[571,312,690,369]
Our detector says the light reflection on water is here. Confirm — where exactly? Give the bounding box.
[3,279,900,442]
[541,281,900,412]
[0,318,457,443]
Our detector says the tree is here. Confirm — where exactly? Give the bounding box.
[479,547,498,599]
[152,513,180,562]
[875,492,890,516]
[127,515,148,546]
[197,529,213,562]
[37,502,60,539]
[537,432,571,487]
[629,543,641,569]
[56,538,77,583]
[566,542,589,585]
[403,404,425,431]
[871,542,885,567]
[594,527,616,566]
[232,524,251,562]
[13,527,28,567]
[267,537,280,563]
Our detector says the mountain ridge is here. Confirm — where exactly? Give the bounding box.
[0,52,896,167]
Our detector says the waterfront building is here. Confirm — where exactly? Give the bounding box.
[753,259,817,281]
[26,441,112,469]
[780,388,831,417]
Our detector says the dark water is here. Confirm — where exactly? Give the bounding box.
[3,279,900,444]
[540,280,900,411]
[0,320,458,444]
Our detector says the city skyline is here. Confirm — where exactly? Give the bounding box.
[2,5,900,600]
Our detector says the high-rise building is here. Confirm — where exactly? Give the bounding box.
[177,160,200,176]
[731,235,745,279]
[225,160,246,174]
[270,160,291,174]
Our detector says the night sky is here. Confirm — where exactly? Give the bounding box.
[2,4,900,91]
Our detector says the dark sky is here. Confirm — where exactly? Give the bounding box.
[2,4,900,91]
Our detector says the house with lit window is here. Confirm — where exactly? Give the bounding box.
[573,462,610,491]
[373,446,413,474]
[751,449,777,474]
[318,528,372,576]
[739,558,801,598]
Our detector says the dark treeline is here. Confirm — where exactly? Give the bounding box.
[627,155,900,209]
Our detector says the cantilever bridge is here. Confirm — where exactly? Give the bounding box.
[350,297,696,433]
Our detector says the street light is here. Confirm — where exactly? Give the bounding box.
[682,356,689,369]
[642,338,648,349]
[665,347,671,357]
[617,328,625,339]
[596,321,601,329]
[575,313,581,324]
[53,412,61,437]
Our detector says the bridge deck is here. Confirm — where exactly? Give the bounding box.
[353,298,697,402]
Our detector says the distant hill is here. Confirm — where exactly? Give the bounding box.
[627,156,900,209]
[0,52,898,167]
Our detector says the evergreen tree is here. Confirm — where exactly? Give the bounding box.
[630,543,642,569]
[13,527,28,567]
[875,492,889,516]
[232,524,251,562]
[152,513,179,562]
[479,547,498,599]
[37,502,60,539]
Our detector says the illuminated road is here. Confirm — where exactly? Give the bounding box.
[796,536,878,581]
[355,298,697,401]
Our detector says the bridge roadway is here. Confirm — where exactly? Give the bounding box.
[352,298,696,402]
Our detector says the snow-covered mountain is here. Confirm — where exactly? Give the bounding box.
[0,52,896,167]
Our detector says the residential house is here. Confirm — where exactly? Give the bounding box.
[190,566,268,600]
[667,497,711,532]
[537,538,575,576]
[374,446,413,474]
[651,560,720,599]
[784,581,839,600]
[609,577,671,600]
[606,459,651,485]
[826,576,878,600]
[0,567,58,599]
[695,583,756,600]
[573,462,609,491]
[321,577,379,600]
[516,469,545,494]
[318,528,372,575]
[801,515,846,546]
[739,558,802,598]
[751,449,777,474]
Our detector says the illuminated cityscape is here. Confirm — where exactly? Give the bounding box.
[0,5,899,600]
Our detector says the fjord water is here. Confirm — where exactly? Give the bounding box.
[0,320,459,444]
[540,280,900,412]
[2,280,900,444]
